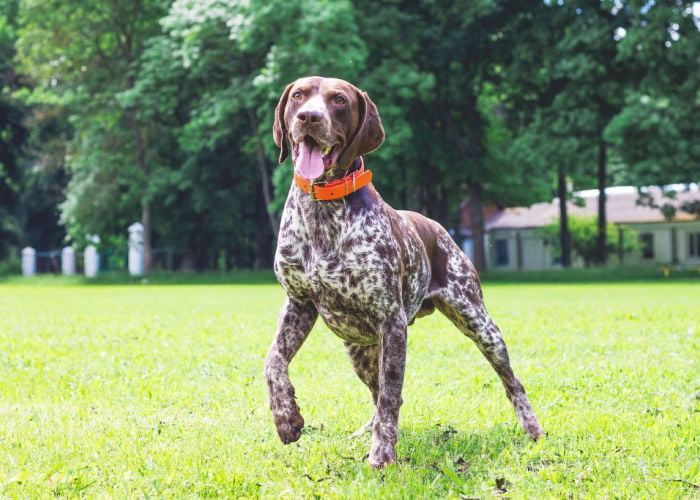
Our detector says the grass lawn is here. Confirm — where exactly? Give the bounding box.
[0,276,698,498]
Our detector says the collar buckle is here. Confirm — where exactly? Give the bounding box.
[309,185,319,201]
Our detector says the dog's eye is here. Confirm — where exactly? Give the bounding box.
[292,91,303,100]
[334,96,346,105]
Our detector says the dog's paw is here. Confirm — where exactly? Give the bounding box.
[274,412,304,444]
[368,444,396,468]
[523,418,543,441]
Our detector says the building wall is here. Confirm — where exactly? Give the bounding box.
[483,220,700,271]
[627,220,700,265]
[485,228,558,271]
[680,223,700,264]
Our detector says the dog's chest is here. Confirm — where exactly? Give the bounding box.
[275,196,404,344]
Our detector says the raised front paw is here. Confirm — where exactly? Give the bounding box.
[524,417,543,441]
[274,410,305,444]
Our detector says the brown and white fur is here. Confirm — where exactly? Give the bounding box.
[265,76,542,467]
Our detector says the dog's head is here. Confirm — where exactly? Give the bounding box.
[273,76,385,181]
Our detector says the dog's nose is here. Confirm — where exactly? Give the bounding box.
[297,110,322,124]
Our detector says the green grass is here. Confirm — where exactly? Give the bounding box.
[1,279,698,498]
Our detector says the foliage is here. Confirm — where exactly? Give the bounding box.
[0,254,19,274]
[505,1,632,265]
[147,0,369,267]
[347,0,563,270]
[13,0,171,271]
[15,106,69,251]
[2,0,699,270]
[0,280,698,496]
[605,0,700,188]
[539,215,639,267]
[0,0,27,258]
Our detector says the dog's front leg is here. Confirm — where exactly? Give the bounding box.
[369,316,407,467]
[264,297,318,444]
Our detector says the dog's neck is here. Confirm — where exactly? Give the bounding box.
[293,157,372,202]
[315,157,364,184]
[289,157,380,243]
[295,157,375,203]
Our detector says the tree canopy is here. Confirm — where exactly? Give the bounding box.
[1,0,698,271]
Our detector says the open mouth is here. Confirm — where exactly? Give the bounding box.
[292,136,340,181]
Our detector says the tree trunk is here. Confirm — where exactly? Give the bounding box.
[468,181,487,272]
[463,90,487,272]
[141,201,152,274]
[253,187,273,269]
[241,55,279,240]
[131,113,152,274]
[435,93,486,269]
[246,108,280,238]
[253,222,273,269]
[557,165,571,267]
[596,141,607,265]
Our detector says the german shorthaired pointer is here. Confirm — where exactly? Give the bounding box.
[265,76,542,467]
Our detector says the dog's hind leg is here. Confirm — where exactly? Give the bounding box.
[345,343,379,437]
[433,246,543,439]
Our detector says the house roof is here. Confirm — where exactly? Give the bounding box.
[462,185,699,233]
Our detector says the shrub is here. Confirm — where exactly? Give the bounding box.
[538,215,639,267]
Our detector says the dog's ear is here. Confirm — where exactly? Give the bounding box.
[337,88,385,169]
[273,82,294,163]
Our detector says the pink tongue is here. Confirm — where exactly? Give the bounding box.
[295,140,325,181]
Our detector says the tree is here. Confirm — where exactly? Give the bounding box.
[18,105,69,251]
[15,0,170,271]
[605,0,700,194]
[501,3,584,268]
[0,0,29,259]
[553,1,630,266]
[503,1,631,267]
[113,0,370,269]
[352,0,552,271]
[5,0,695,272]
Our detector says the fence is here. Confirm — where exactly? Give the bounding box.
[22,246,96,277]
[21,223,153,277]
[21,237,179,278]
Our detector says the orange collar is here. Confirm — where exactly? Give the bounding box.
[294,158,372,201]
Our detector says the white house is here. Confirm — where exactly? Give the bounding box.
[461,185,700,270]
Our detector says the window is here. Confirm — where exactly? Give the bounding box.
[495,239,509,266]
[690,232,700,258]
[639,233,654,259]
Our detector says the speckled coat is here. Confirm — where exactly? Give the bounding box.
[264,77,542,467]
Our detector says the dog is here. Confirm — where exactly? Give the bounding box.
[265,76,542,467]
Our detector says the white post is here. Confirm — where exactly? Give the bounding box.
[128,222,144,276]
[61,246,76,275]
[21,247,36,276]
[84,235,100,277]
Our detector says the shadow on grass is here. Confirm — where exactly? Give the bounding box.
[396,422,527,471]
